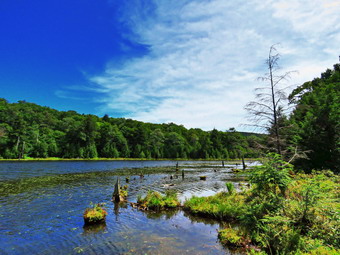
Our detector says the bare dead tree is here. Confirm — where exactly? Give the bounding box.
[245,45,297,155]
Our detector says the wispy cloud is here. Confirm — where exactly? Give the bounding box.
[85,0,340,130]
[55,90,87,101]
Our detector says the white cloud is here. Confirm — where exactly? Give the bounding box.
[87,0,340,131]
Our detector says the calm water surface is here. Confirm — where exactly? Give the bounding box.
[0,160,252,255]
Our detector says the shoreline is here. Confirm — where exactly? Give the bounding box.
[0,157,260,162]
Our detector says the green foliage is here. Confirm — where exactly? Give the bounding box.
[83,203,108,224]
[137,190,180,210]
[120,185,128,199]
[250,153,292,196]
[0,98,262,159]
[218,227,247,247]
[184,192,246,220]
[257,215,303,254]
[185,154,339,254]
[225,182,235,195]
[288,64,340,173]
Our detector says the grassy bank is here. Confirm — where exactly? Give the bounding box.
[184,154,340,254]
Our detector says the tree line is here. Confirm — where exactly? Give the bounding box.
[0,99,262,160]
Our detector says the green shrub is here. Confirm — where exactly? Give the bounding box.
[257,215,303,254]
[297,240,340,255]
[226,182,235,195]
[218,227,244,247]
[250,153,292,196]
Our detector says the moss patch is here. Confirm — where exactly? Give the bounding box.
[83,203,108,224]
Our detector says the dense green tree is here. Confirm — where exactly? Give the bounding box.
[148,129,165,158]
[98,123,129,158]
[164,132,187,158]
[288,64,340,173]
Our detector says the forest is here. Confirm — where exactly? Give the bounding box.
[0,63,339,174]
[0,98,262,160]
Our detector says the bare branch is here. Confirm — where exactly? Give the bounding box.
[243,44,296,156]
[245,101,274,112]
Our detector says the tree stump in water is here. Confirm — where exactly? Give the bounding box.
[112,178,123,202]
[242,156,246,170]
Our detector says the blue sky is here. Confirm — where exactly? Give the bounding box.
[1,0,339,131]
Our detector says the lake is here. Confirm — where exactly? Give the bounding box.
[0,160,253,255]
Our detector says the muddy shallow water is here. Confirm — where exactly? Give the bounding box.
[0,160,255,255]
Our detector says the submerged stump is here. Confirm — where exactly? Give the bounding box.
[242,156,246,170]
[112,178,128,202]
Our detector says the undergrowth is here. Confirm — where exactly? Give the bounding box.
[184,153,340,254]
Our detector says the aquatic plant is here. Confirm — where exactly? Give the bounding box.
[218,227,250,248]
[184,192,246,220]
[83,203,108,225]
[0,166,179,197]
[225,183,235,195]
[137,190,180,210]
[120,185,128,200]
[218,228,242,247]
